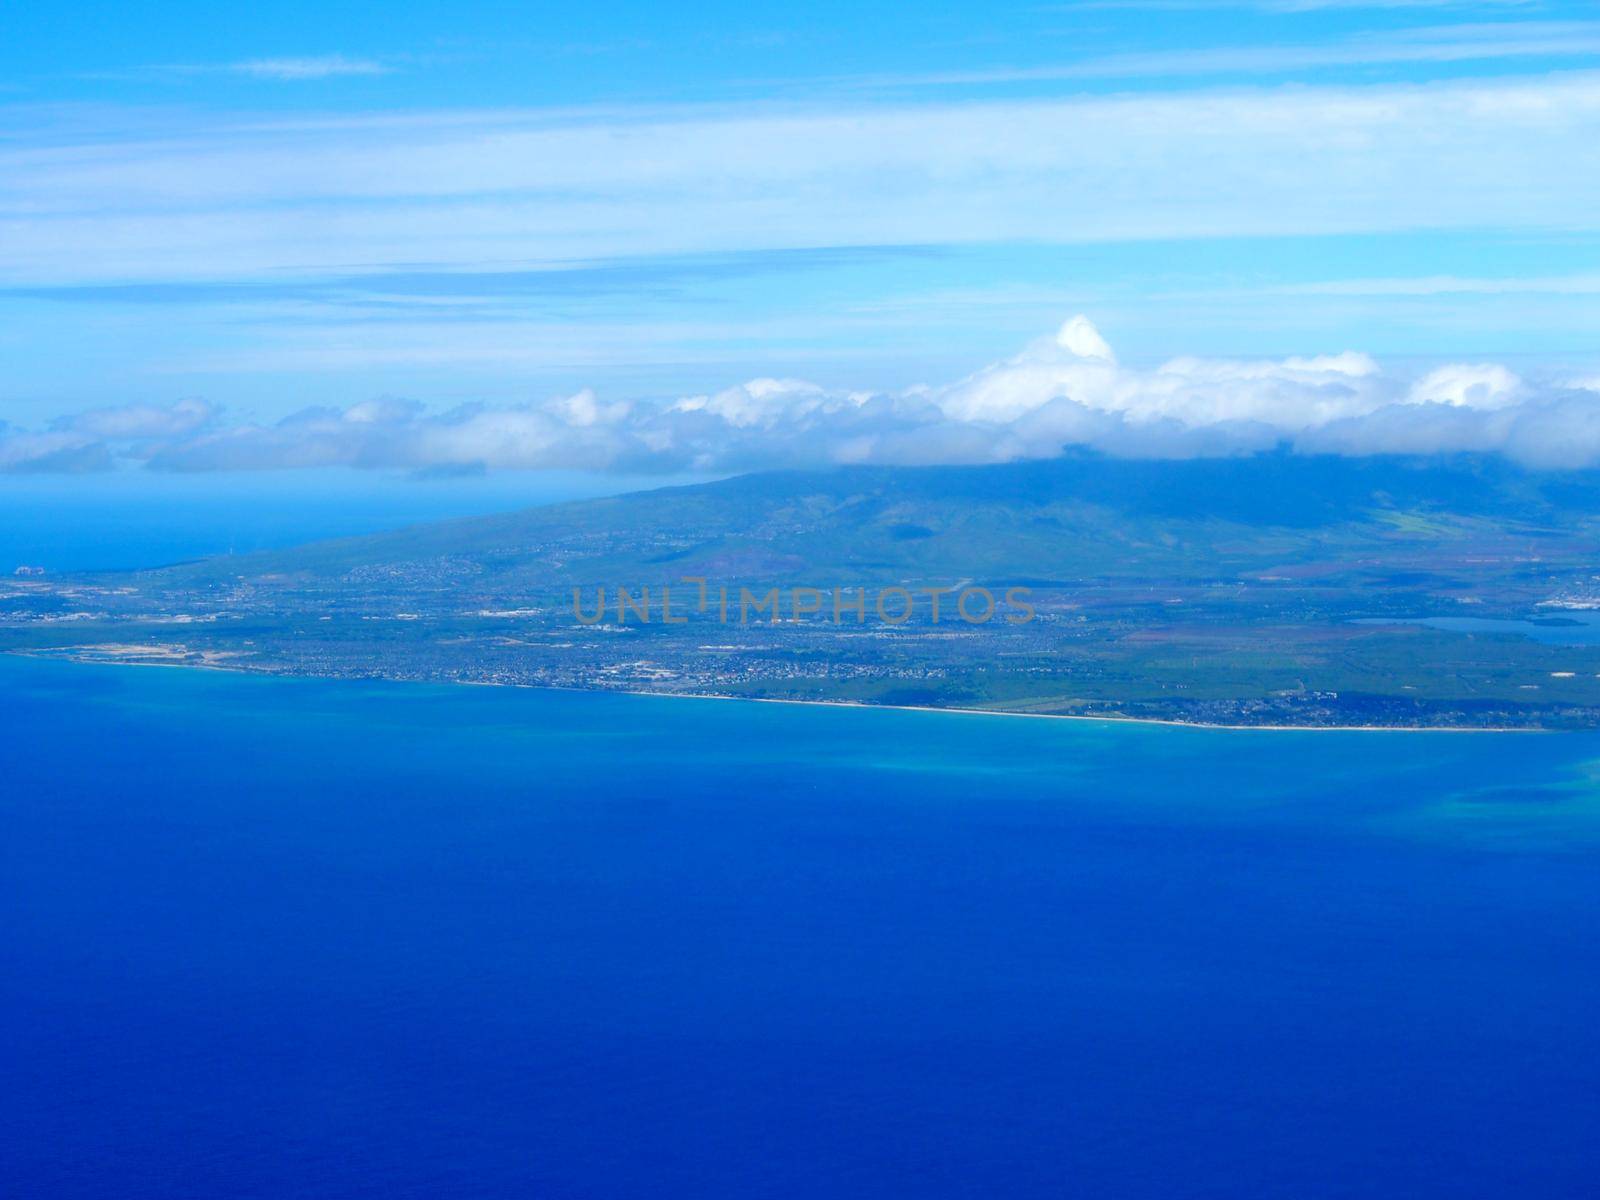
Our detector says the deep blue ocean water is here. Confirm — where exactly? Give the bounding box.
[3,653,1599,1198]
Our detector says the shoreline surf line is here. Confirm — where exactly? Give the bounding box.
[4,649,1544,733]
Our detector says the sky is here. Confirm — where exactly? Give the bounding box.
[4,0,1600,477]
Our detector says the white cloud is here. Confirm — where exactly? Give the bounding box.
[1268,273,1600,297]
[1054,315,1115,362]
[0,429,110,472]
[229,56,391,81]
[6,317,1600,473]
[55,398,217,439]
[110,55,394,85]
[6,70,1600,285]
[671,379,832,429]
[1069,1,1537,9]
[866,22,1600,86]
[1404,363,1523,409]
[936,319,1384,428]
[1262,0,1535,9]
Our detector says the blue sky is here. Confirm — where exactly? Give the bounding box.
[4,0,1600,474]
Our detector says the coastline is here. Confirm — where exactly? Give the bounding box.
[3,648,1542,733]
[606,688,1541,733]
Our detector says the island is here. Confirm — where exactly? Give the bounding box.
[7,452,1600,729]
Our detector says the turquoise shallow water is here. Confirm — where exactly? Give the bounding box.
[3,653,1599,1198]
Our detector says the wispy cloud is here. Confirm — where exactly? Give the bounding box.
[7,318,1600,473]
[1263,0,1536,9]
[227,55,392,81]
[1058,0,1540,11]
[1268,273,1600,296]
[108,54,395,83]
[5,70,1600,288]
[863,22,1600,86]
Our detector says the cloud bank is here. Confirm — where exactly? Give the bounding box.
[6,319,1600,475]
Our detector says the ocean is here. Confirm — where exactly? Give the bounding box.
[3,653,1598,1197]
[0,472,683,573]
